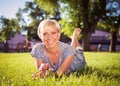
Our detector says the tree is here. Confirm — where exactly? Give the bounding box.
[98,0,120,52]
[0,16,20,41]
[35,0,106,51]
[0,16,10,41]
[106,0,120,52]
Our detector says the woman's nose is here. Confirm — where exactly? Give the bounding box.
[46,34,53,39]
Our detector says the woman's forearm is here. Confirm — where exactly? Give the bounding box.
[56,54,75,74]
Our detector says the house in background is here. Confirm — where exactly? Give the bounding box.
[7,34,40,52]
[90,30,120,51]
[7,34,26,52]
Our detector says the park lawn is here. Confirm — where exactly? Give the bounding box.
[0,52,120,86]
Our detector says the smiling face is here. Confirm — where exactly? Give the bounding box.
[38,20,61,49]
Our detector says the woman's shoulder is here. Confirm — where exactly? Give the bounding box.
[59,41,72,50]
[31,42,46,59]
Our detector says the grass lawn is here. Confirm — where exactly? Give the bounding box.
[0,52,120,86]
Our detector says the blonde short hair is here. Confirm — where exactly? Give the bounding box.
[37,19,61,36]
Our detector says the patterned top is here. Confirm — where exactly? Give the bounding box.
[31,41,86,74]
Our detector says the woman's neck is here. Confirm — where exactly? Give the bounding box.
[45,43,60,54]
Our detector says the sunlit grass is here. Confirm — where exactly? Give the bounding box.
[0,52,120,86]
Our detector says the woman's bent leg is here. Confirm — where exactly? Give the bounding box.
[71,28,87,71]
[71,28,81,49]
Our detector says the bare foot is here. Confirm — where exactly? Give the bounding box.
[73,28,81,39]
[71,28,82,48]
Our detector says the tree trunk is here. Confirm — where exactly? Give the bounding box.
[82,32,91,51]
[109,31,117,52]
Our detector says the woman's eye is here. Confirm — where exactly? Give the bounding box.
[52,32,57,34]
[43,33,46,36]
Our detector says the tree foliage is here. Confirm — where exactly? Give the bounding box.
[98,0,120,31]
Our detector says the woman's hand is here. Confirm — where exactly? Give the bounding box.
[39,63,49,78]
[32,63,49,79]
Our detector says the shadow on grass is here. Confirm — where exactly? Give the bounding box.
[74,66,120,80]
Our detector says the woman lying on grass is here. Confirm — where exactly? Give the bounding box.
[31,19,86,79]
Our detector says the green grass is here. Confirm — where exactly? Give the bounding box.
[0,52,120,86]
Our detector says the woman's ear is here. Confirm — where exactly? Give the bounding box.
[39,35,42,40]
